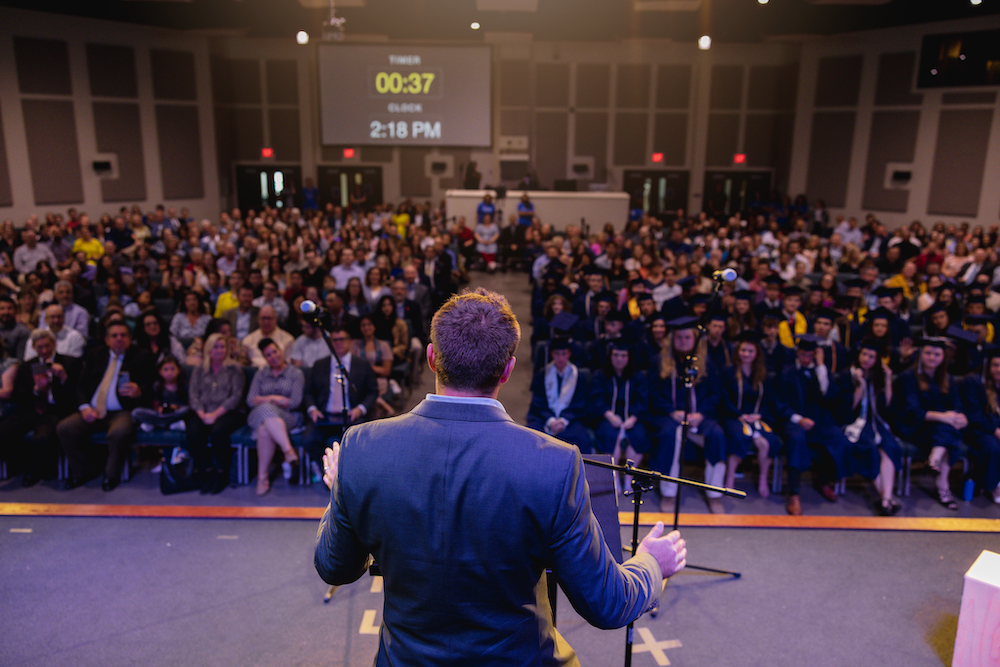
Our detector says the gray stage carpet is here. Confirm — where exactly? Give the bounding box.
[1,514,987,666]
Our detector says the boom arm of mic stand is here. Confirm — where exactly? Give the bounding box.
[583,458,747,499]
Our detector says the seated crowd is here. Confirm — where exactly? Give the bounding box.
[0,196,998,518]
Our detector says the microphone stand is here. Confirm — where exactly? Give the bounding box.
[582,458,745,667]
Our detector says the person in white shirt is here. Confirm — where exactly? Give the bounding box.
[24,304,86,360]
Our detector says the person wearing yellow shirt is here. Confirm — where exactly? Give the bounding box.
[213,272,244,318]
[71,224,104,265]
[777,285,808,349]
[391,205,410,240]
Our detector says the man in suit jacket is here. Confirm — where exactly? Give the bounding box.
[221,285,260,341]
[315,289,686,667]
[402,263,432,332]
[390,278,426,343]
[56,320,154,491]
[419,240,454,311]
[1,329,79,485]
[303,324,379,470]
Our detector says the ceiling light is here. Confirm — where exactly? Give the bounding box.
[971,0,982,6]
[471,22,481,29]
[698,35,712,50]
[758,0,768,4]
[296,30,309,44]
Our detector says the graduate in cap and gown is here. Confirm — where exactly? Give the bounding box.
[648,316,729,514]
[754,275,784,321]
[959,348,1000,505]
[720,331,781,498]
[777,285,809,349]
[811,307,850,375]
[775,333,852,515]
[579,292,616,342]
[625,293,658,344]
[833,339,903,515]
[727,289,759,339]
[703,311,733,370]
[531,312,587,370]
[587,339,651,463]
[634,314,668,372]
[894,337,968,510]
[527,336,594,450]
[586,308,630,371]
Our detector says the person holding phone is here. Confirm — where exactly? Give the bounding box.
[56,321,153,491]
[0,329,78,486]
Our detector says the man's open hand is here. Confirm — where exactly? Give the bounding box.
[636,521,687,578]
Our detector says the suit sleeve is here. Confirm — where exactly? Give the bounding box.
[549,446,662,629]
[314,432,371,586]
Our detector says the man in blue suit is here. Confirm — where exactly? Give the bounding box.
[315,288,687,667]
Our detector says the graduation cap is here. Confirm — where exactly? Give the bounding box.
[733,330,761,345]
[542,269,564,282]
[689,293,712,305]
[844,277,869,290]
[865,307,894,322]
[636,293,654,303]
[965,314,993,326]
[734,289,755,302]
[630,278,647,288]
[606,309,629,323]
[812,307,840,323]
[924,302,948,316]
[608,338,632,352]
[595,291,617,305]
[808,283,825,292]
[857,337,886,353]
[582,265,606,277]
[781,285,805,297]
[667,315,701,331]
[946,324,978,345]
[677,275,697,288]
[872,285,902,299]
[764,275,785,287]
[550,312,579,335]
[550,336,572,351]
[915,336,950,349]
[794,333,824,351]
[966,294,987,305]
[707,310,729,322]
[983,347,1000,362]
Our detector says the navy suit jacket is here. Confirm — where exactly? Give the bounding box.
[315,398,662,666]
[305,355,379,419]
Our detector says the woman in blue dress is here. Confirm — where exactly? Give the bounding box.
[894,337,968,510]
[720,331,781,498]
[959,349,1000,505]
[834,339,903,515]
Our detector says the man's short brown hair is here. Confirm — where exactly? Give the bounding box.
[430,288,520,393]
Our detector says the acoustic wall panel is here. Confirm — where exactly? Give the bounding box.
[653,113,687,166]
[87,44,138,99]
[574,112,608,181]
[710,66,742,111]
[500,109,530,136]
[613,112,647,166]
[268,108,301,162]
[150,50,197,101]
[156,105,204,199]
[500,61,530,107]
[534,111,568,189]
[705,113,739,167]
[21,99,83,205]
[231,108,264,162]
[399,147,431,197]
[576,64,610,108]
[748,66,782,111]
[212,58,261,105]
[928,109,994,217]
[616,64,650,109]
[0,106,11,206]
[656,65,691,110]
[861,110,919,212]
[806,111,855,207]
[874,53,922,107]
[943,92,997,105]
[814,55,863,108]
[266,60,299,105]
[439,148,471,190]
[13,37,72,96]
[743,113,778,168]
[535,63,570,108]
[92,102,146,202]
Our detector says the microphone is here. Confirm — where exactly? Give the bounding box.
[301,300,322,314]
[712,268,738,282]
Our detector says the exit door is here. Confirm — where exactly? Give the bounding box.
[702,170,771,218]
[317,166,383,211]
[235,165,303,213]
[622,170,690,222]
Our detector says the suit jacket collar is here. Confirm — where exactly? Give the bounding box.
[410,397,514,423]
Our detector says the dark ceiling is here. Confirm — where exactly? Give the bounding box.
[2,0,999,43]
